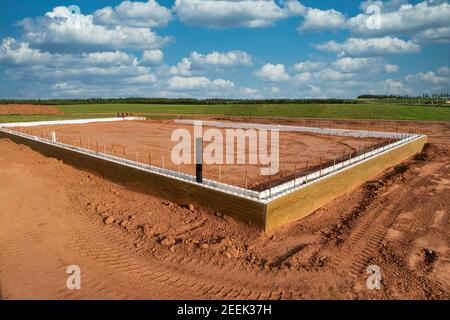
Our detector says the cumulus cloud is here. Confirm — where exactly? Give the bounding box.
[412,27,450,44]
[170,58,192,76]
[406,70,449,85]
[315,69,354,81]
[173,0,305,28]
[347,1,450,38]
[190,51,253,66]
[437,66,450,76]
[384,63,399,73]
[314,36,420,56]
[84,51,138,66]
[240,87,259,95]
[93,0,172,28]
[141,49,164,65]
[270,87,281,93]
[19,6,171,52]
[293,60,324,72]
[332,57,375,72]
[168,76,235,90]
[255,63,290,81]
[378,78,410,94]
[0,38,52,66]
[169,50,253,75]
[298,1,450,47]
[0,37,158,96]
[359,0,408,13]
[331,57,398,73]
[294,72,312,82]
[298,8,346,32]
[50,81,87,96]
[290,55,405,98]
[0,38,139,67]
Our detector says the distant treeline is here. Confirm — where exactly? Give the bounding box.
[0,98,359,105]
[358,93,450,99]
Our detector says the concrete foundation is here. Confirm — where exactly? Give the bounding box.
[0,119,427,231]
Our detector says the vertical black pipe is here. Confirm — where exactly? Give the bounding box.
[195,137,203,183]
[196,163,203,183]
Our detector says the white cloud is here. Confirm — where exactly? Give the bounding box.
[332,57,374,72]
[297,1,450,50]
[406,71,449,85]
[308,84,322,94]
[0,37,158,93]
[402,67,450,94]
[294,72,312,82]
[240,87,258,95]
[437,66,450,76]
[19,6,171,52]
[128,74,157,84]
[314,36,420,56]
[141,49,164,65]
[93,0,172,28]
[190,50,253,66]
[173,0,305,28]
[169,50,253,75]
[289,55,406,97]
[330,56,399,74]
[347,1,450,38]
[170,58,192,75]
[213,79,235,88]
[315,69,354,81]
[50,81,87,96]
[298,8,346,32]
[412,27,450,44]
[0,38,51,65]
[270,86,281,93]
[293,60,324,72]
[168,76,235,90]
[359,0,408,13]
[84,51,137,66]
[255,63,290,82]
[0,38,140,68]
[379,79,410,94]
[384,63,399,73]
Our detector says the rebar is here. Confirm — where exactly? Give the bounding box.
[305,160,309,183]
[319,157,322,177]
[294,162,297,188]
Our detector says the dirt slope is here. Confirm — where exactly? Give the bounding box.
[0,118,448,299]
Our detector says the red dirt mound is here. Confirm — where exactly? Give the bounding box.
[0,104,63,115]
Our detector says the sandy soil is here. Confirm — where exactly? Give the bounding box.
[0,118,448,300]
[0,104,63,115]
[22,120,388,190]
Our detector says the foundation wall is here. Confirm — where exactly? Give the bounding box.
[0,130,266,228]
[265,136,427,231]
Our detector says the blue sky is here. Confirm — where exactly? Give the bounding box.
[0,0,449,99]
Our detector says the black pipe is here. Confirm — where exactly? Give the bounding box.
[196,164,203,183]
[195,137,203,183]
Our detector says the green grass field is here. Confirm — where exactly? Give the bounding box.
[1,103,449,123]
